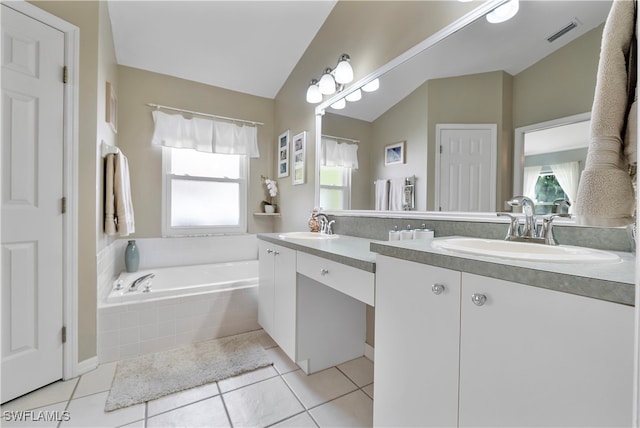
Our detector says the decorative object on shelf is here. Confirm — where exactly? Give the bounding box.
[292,131,306,185]
[278,130,290,178]
[106,81,118,133]
[384,141,406,166]
[261,175,278,213]
[308,208,321,232]
[124,240,139,273]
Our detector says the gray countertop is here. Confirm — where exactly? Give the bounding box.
[257,233,634,306]
[258,233,376,273]
[371,238,635,306]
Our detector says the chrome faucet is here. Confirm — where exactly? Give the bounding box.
[499,196,571,245]
[129,273,155,292]
[315,213,335,234]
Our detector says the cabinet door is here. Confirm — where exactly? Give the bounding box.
[374,255,461,427]
[258,241,275,336]
[459,273,634,427]
[273,245,297,361]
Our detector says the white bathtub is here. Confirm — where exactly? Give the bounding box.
[106,260,258,304]
[98,260,260,363]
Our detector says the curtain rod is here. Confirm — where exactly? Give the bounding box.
[321,134,360,143]
[147,103,264,126]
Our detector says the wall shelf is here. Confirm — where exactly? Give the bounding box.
[253,212,281,217]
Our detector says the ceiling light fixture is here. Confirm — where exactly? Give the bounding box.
[486,0,519,24]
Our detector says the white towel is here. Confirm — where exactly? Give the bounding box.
[389,178,405,211]
[375,179,389,211]
[105,152,135,236]
[574,0,636,226]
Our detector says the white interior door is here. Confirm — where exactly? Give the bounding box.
[436,124,497,212]
[2,5,65,403]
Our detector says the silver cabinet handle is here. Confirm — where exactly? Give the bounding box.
[431,283,445,295]
[266,249,273,254]
[273,251,280,256]
[320,268,329,276]
[471,293,487,306]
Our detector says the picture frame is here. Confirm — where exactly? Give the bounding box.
[277,130,290,178]
[292,131,306,185]
[384,141,405,166]
[105,81,118,133]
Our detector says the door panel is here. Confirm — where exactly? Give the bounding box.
[1,5,65,403]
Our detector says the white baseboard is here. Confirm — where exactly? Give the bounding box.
[364,343,374,361]
[77,356,99,376]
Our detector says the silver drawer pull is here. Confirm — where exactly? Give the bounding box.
[266,249,273,254]
[320,268,329,276]
[431,283,445,295]
[273,251,280,256]
[471,293,487,306]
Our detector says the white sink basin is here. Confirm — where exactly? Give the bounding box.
[431,237,620,264]
[279,231,339,240]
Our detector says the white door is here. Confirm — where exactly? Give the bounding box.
[436,124,497,212]
[2,5,65,403]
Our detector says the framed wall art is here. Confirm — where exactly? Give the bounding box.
[277,130,290,178]
[292,131,306,185]
[385,141,405,166]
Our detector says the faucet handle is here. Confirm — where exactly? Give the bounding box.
[553,198,571,214]
[541,213,571,245]
[497,212,520,240]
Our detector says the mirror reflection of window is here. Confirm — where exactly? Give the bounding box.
[319,166,351,210]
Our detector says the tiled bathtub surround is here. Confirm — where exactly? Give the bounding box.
[97,234,260,363]
[328,213,633,252]
[98,286,259,363]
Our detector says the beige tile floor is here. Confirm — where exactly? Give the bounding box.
[1,333,374,428]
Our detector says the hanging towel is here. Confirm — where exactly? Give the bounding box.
[389,178,405,211]
[105,152,135,236]
[574,0,637,226]
[375,179,389,211]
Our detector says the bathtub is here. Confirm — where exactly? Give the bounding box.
[98,260,260,363]
[106,260,258,304]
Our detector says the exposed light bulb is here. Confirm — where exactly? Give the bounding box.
[486,0,519,24]
[362,78,379,92]
[334,54,353,84]
[306,80,322,103]
[331,98,346,110]
[345,89,362,102]
[318,68,336,95]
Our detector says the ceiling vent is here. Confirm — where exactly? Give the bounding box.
[547,21,579,43]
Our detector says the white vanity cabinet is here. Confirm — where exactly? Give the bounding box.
[374,255,462,427]
[374,255,634,427]
[458,272,634,427]
[258,241,297,361]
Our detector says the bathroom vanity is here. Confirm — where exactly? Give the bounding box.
[257,233,375,374]
[257,231,635,426]
[371,238,634,427]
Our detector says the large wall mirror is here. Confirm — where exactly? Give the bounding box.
[315,0,611,217]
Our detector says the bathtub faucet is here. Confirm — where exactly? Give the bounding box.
[129,273,155,292]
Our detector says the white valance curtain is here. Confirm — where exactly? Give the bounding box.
[151,110,260,158]
[321,137,359,169]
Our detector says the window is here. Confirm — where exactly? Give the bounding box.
[533,172,568,214]
[319,166,351,210]
[162,148,247,236]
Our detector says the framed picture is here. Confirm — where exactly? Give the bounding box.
[105,81,118,133]
[277,130,290,178]
[292,131,306,185]
[385,141,405,165]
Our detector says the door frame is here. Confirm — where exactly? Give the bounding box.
[434,123,497,212]
[3,0,80,380]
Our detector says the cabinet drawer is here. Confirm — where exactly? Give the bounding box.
[297,252,374,306]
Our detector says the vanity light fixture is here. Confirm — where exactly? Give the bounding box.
[334,54,354,84]
[486,0,519,24]
[330,98,346,110]
[362,78,380,93]
[318,68,337,95]
[306,79,322,103]
[345,88,362,102]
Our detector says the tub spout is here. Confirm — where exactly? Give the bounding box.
[129,273,155,292]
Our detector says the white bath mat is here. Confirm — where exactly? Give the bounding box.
[104,330,273,412]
